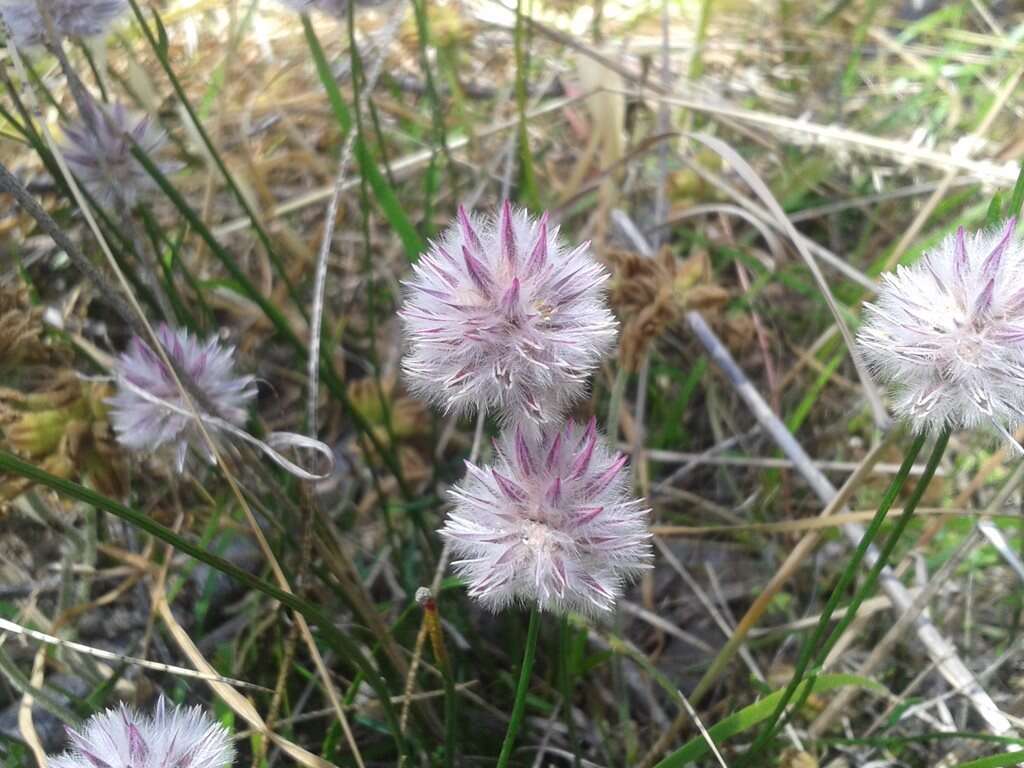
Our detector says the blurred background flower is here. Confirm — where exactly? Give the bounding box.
[107,324,256,472]
[0,0,127,48]
[60,101,173,209]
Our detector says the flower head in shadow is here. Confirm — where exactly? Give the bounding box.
[107,324,256,472]
[60,101,172,209]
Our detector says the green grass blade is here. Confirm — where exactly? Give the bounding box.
[953,753,1024,768]
[301,16,425,262]
[785,350,843,434]
[138,203,213,331]
[128,146,300,348]
[654,674,883,767]
[796,430,951,708]
[410,0,458,208]
[986,194,1005,228]
[124,0,307,317]
[1006,162,1024,220]
[0,449,411,759]
[514,0,540,208]
[297,17,414,496]
[743,430,928,761]
[840,0,882,99]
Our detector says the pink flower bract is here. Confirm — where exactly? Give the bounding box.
[440,419,652,615]
[107,324,256,472]
[859,219,1024,439]
[50,697,235,768]
[400,202,617,428]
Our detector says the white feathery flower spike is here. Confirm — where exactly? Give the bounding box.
[0,0,127,48]
[107,324,257,473]
[400,201,618,428]
[60,101,173,209]
[859,219,1024,446]
[439,418,652,616]
[49,697,235,768]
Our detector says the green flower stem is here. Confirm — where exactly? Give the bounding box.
[443,660,458,768]
[497,605,542,768]
[791,428,952,718]
[743,430,929,761]
[559,616,581,768]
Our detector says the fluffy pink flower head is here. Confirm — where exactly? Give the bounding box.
[0,0,127,48]
[440,418,652,615]
[61,101,171,209]
[400,202,617,428]
[50,697,235,768]
[859,219,1024,441]
[107,324,257,472]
